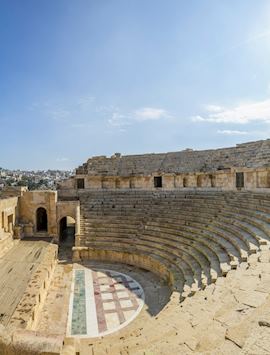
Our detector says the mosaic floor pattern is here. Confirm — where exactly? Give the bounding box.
[67,267,145,337]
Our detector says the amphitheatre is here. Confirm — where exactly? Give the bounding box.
[1,138,270,354]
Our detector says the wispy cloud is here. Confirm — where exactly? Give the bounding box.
[30,97,172,132]
[107,107,172,129]
[29,94,95,122]
[107,112,130,127]
[50,108,70,121]
[228,29,270,52]
[204,29,270,63]
[133,107,170,121]
[204,104,224,113]
[192,98,270,124]
[95,105,119,113]
[70,123,93,128]
[217,129,248,135]
[77,95,95,109]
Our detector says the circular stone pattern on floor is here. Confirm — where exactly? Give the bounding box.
[67,267,145,338]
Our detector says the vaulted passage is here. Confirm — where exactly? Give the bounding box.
[59,216,75,246]
[36,208,48,232]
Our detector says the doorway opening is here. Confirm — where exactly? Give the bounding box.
[36,208,48,232]
[7,214,13,233]
[236,172,244,189]
[154,176,162,188]
[59,216,75,246]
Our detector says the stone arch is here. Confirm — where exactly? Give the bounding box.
[36,207,48,232]
[58,216,76,244]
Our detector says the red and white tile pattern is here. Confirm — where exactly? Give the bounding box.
[67,268,144,338]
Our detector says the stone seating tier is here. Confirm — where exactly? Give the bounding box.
[76,190,270,300]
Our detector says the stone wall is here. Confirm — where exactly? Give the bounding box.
[19,191,58,238]
[0,190,81,243]
[58,167,270,192]
[9,243,58,330]
[57,139,270,192]
[0,197,18,236]
[56,200,80,243]
[75,139,270,176]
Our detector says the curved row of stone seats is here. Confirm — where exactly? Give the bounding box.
[81,206,236,276]
[139,229,218,284]
[149,197,268,258]
[221,209,270,242]
[83,238,196,297]
[206,200,270,246]
[143,207,242,268]
[78,190,270,300]
[82,217,234,279]
[142,222,232,275]
[82,238,188,291]
[205,221,254,259]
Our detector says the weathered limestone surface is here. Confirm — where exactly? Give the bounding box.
[0,196,18,242]
[0,241,57,328]
[19,191,58,238]
[62,250,270,355]
[75,190,270,297]
[2,140,270,354]
[0,187,81,244]
[58,139,270,192]
[76,139,270,176]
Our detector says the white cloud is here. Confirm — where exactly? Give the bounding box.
[204,104,224,113]
[217,129,248,135]
[107,107,172,129]
[194,98,270,124]
[134,107,170,121]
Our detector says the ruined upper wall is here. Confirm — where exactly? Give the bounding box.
[76,139,270,177]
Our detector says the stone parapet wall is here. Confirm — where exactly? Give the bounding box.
[0,325,63,355]
[0,234,18,258]
[57,140,270,191]
[9,243,58,330]
[75,139,270,177]
[59,167,270,191]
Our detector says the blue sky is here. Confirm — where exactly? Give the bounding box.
[1,0,270,170]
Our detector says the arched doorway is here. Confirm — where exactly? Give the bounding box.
[36,207,48,232]
[59,216,75,246]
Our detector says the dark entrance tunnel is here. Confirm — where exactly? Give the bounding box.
[59,216,75,246]
[36,208,48,232]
